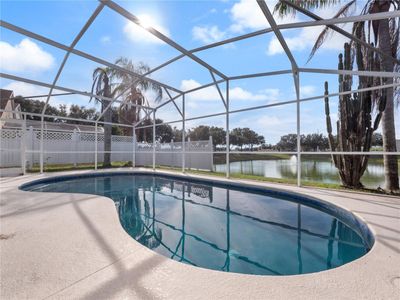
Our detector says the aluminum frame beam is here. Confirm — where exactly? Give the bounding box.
[164,88,183,117]
[209,71,227,109]
[0,109,135,128]
[156,93,182,111]
[0,20,181,94]
[14,92,76,99]
[257,0,301,186]
[300,68,400,78]
[134,8,400,81]
[134,82,400,130]
[280,0,400,65]
[133,108,153,128]
[41,3,105,116]
[0,72,153,110]
[101,0,228,80]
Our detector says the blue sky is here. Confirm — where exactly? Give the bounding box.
[1,0,398,143]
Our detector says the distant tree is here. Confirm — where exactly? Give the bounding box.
[188,125,210,141]
[276,134,302,151]
[257,134,265,146]
[230,128,244,150]
[230,127,264,150]
[172,127,183,142]
[136,118,173,143]
[14,97,63,122]
[302,133,329,151]
[68,105,99,124]
[188,125,226,150]
[209,126,226,150]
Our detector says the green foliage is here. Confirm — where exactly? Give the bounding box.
[187,125,226,150]
[68,105,99,124]
[14,96,63,122]
[276,133,299,151]
[229,127,265,150]
[136,118,174,143]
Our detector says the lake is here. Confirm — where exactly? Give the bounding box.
[214,156,395,189]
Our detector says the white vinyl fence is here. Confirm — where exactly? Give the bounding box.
[0,127,213,171]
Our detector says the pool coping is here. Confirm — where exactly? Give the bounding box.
[19,169,375,253]
[1,168,399,299]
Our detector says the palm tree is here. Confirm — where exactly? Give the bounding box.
[275,0,399,191]
[112,57,163,137]
[90,58,162,166]
[90,67,117,167]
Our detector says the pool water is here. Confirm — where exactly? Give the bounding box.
[21,173,372,276]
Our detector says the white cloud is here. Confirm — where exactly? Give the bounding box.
[300,85,317,98]
[267,25,350,56]
[0,38,54,72]
[2,81,47,97]
[123,14,170,45]
[229,0,300,33]
[266,3,354,56]
[180,79,280,103]
[192,25,226,44]
[100,36,111,44]
[2,82,77,111]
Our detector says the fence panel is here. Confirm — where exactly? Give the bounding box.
[0,127,213,171]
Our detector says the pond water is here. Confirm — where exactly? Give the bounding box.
[214,156,394,189]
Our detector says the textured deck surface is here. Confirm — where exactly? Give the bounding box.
[1,169,399,299]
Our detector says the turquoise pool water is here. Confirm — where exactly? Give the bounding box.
[21,173,373,276]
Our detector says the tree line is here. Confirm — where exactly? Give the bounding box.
[15,97,385,153]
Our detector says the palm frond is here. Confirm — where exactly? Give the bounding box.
[274,0,343,16]
[307,0,356,63]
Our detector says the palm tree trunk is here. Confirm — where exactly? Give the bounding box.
[378,1,399,191]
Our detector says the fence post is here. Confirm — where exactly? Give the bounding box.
[226,80,230,178]
[187,137,191,170]
[171,139,174,168]
[40,116,44,173]
[182,93,185,173]
[209,135,213,171]
[28,126,34,169]
[132,127,136,168]
[21,117,27,174]
[73,129,77,167]
[95,123,98,170]
[152,110,156,171]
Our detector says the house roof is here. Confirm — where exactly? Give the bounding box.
[0,89,14,118]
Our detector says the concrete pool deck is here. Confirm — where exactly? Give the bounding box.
[1,168,399,300]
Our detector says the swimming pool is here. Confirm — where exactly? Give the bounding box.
[20,172,374,276]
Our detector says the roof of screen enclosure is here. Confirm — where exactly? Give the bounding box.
[1,0,399,131]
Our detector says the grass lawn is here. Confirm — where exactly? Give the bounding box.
[26,161,399,196]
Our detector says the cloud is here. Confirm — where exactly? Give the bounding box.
[300,85,317,98]
[266,3,354,56]
[2,81,47,97]
[180,79,280,103]
[0,38,54,72]
[229,0,300,33]
[123,14,170,45]
[192,25,226,44]
[267,25,350,56]
[100,36,111,44]
[2,82,79,111]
